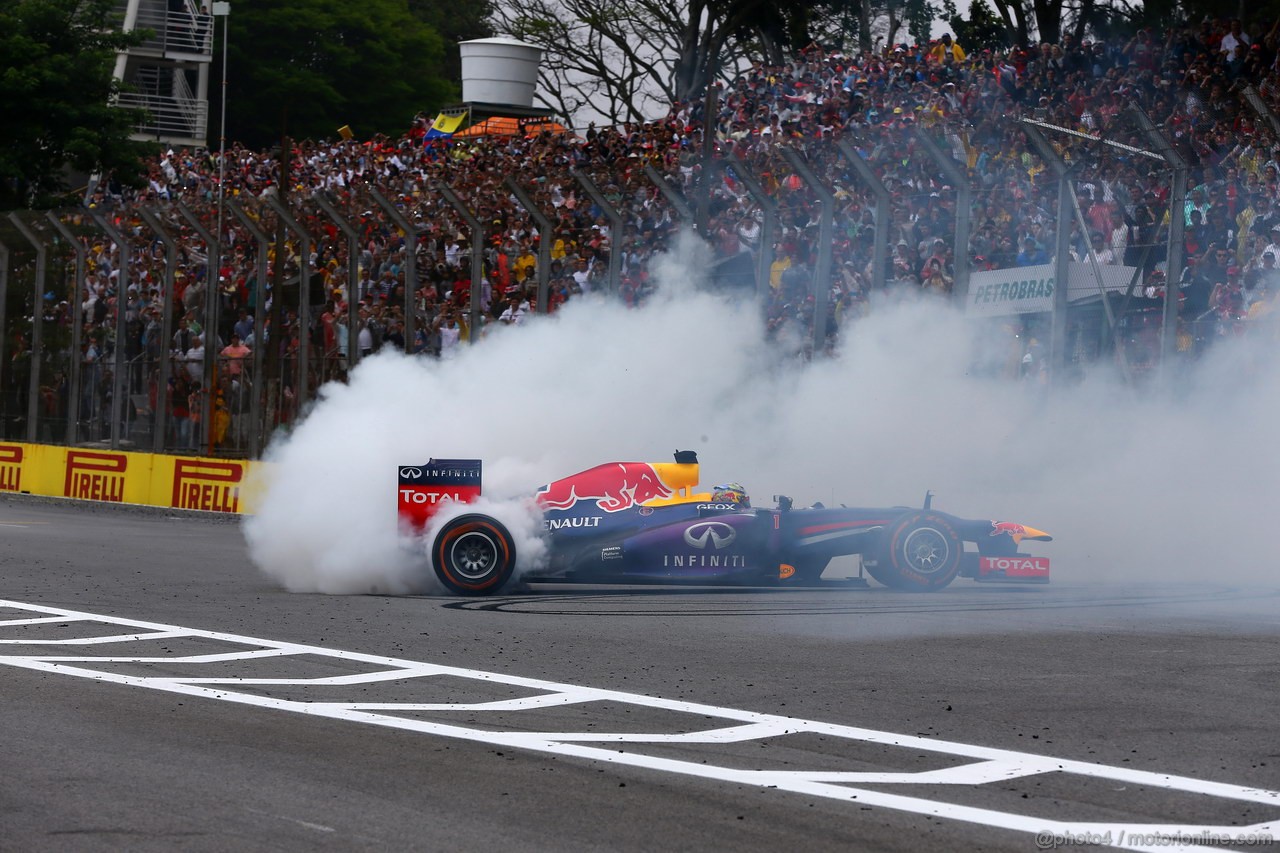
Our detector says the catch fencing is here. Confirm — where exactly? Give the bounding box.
[0,121,1265,460]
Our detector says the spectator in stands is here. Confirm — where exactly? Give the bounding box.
[1221,19,1251,69]
[929,33,965,64]
[52,11,1278,403]
[232,308,255,347]
[1088,233,1118,265]
[185,335,205,382]
[220,333,251,379]
[1017,237,1049,267]
[498,291,528,326]
[435,306,462,358]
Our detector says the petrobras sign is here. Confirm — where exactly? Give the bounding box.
[966,262,1137,318]
[967,265,1056,316]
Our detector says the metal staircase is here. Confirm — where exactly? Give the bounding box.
[112,0,214,146]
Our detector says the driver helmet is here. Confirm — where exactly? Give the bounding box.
[711,483,750,507]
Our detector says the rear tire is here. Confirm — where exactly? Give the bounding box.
[432,514,517,595]
[870,512,962,592]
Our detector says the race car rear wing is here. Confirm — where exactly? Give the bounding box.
[398,459,481,529]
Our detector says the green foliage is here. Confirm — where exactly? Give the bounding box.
[943,0,1010,51]
[0,0,152,210]
[899,0,940,46]
[406,0,494,81]
[221,0,456,148]
[1174,1,1280,30]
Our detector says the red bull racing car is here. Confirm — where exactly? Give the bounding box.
[398,451,1052,596]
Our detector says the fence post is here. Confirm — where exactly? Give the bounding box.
[263,195,313,415]
[435,183,486,342]
[643,164,695,222]
[226,199,269,458]
[311,191,363,367]
[174,203,223,448]
[834,139,890,292]
[779,148,835,357]
[1036,139,1134,382]
[136,207,179,452]
[45,212,88,445]
[570,168,624,295]
[697,83,719,235]
[501,178,554,314]
[724,153,776,296]
[0,239,7,424]
[174,202,221,452]
[1241,85,1280,138]
[1128,107,1188,384]
[8,214,49,443]
[88,211,131,450]
[367,187,421,347]
[1019,125,1079,382]
[913,129,972,304]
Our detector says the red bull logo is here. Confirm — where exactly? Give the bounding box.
[0,445,22,492]
[536,462,673,513]
[64,451,127,502]
[990,521,1026,538]
[171,459,243,513]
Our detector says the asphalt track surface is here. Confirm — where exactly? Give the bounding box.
[2,495,1278,852]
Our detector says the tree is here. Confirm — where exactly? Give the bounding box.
[406,0,495,83]
[220,0,455,148]
[491,0,830,127]
[975,0,1175,46]
[770,0,943,63]
[0,0,151,210]
[942,0,1011,51]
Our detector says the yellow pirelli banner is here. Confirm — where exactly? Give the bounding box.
[0,443,266,515]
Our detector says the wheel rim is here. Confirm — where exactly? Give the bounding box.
[901,527,951,576]
[448,529,500,581]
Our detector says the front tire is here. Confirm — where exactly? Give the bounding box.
[869,512,962,591]
[432,514,517,595]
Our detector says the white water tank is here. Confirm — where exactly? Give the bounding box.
[459,37,542,107]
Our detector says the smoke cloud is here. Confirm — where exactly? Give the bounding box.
[244,232,1280,593]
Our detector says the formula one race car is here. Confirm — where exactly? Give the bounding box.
[397,451,1052,596]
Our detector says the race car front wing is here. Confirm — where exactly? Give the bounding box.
[968,554,1050,583]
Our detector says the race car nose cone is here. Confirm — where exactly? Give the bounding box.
[1020,526,1052,542]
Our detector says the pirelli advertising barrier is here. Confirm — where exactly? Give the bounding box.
[0,443,265,515]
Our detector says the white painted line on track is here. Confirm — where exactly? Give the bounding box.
[523,721,791,743]
[28,649,297,664]
[0,629,192,645]
[169,668,445,685]
[320,693,607,712]
[754,760,1036,785]
[0,615,96,627]
[0,598,1275,852]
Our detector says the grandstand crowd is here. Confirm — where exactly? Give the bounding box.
[18,13,1280,448]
